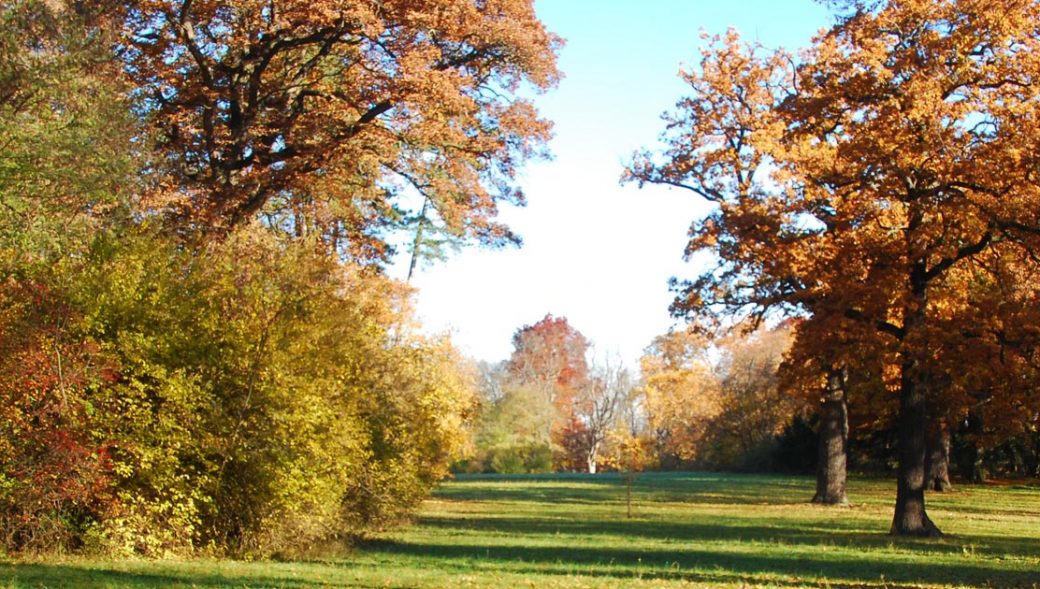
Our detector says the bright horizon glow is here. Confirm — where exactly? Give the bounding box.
[391,0,832,368]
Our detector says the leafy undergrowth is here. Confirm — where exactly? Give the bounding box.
[1,473,1038,588]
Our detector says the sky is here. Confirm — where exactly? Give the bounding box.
[391,0,833,368]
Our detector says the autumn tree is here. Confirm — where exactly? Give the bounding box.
[708,324,798,467]
[922,244,1040,484]
[1,0,543,556]
[507,314,591,461]
[469,321,637,474]
[627,0,1040,536]
[470,364,556,474]
[0,220,480,556]
[0,272,117,552]
[638,324,797,470]
[0,0,135,255]
[639,330,721,467]
[118,0,561,255]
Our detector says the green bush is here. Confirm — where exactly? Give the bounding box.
[486,443,554,474]
[1,224,476,557]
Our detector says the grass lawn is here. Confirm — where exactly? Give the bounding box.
[1,472,1038,588]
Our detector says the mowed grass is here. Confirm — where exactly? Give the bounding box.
[2,472,1038,588]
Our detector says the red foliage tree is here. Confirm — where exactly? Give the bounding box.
[507,314,591,466]
[0,278,115,551]
[508,314,590,414]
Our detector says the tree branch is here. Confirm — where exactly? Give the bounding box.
[844,308,906,340]
[924,230,992,282]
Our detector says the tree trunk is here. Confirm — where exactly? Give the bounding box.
[925,421,953,492]
[625,473,633,518]
[955,411,986,483]
[586,441,599,474]
[959,439,986,483]
[1029,428,1040,479]
[406,199,429,282]
[891,356,942,537]
[812,370,848,505]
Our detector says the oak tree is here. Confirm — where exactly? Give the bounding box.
[120,0,561,256]
[628,0,1040,535]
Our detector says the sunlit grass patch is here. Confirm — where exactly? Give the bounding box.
[1,472,1038,588]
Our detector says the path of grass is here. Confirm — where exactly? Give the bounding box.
[1,473,1038,588]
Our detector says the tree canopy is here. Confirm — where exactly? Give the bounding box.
[627,0,1040,535]
[122,0,561,258]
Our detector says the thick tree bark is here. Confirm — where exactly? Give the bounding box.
[812,370,848,505]
[891,356,942,536]
[925,420,953,492]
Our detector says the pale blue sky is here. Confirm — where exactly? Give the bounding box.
[394,1,832,367]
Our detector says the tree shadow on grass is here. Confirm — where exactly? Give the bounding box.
[437,474,1040,563]
[414,510,1040,561]
[357,537,1040,588]
[0,562,337,589]
[441,473,814,506]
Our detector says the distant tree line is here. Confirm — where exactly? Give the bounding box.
[460,316,809,476]
[457,314,635,475]
[464,311,1038,500]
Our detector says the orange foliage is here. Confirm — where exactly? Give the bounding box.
[640,324,798,468]
[628,0,1040,534]
[639,329,720,463]
[121,0,561,252]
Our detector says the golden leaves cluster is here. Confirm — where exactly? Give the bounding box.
[628,0,1040,430]
[122,0,561,252]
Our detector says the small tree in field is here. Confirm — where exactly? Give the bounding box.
[606,428,652,518]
